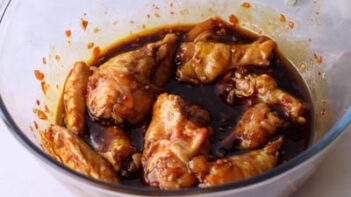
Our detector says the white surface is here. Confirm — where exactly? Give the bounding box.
[0,119,350,197]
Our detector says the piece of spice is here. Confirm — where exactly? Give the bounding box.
[55,55,61,61]
[299,63,306,69]
[93,27,100,33]
[87,42,95,49]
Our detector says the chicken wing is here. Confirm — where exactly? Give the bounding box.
[87,34,178,124]
[219,72,306,123]
[64,61,91,134]
[176,19,275,84]
[189,137,283,187]
[219,103,284,150]
[142,93,211,189]
[40,125,118,182]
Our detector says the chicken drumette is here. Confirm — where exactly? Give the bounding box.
[63,61,91,134]
[189,137,283,187]
[176,19,275,84]
[218,72,306,123]
[219,103,284,150]
[142,93,211,189]
[87,33,178,124]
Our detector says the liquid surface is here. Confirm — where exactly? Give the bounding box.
[61,22,314,187]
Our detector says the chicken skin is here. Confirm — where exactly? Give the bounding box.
[63,61,91,134]
[93,126,136,173]
[189,137,283,187]
[87,34,178,124]
[142,93,211,189]
[41,125,118,182]
[219,103,284,150]
[176,19,275,84]
[219,72,306,123]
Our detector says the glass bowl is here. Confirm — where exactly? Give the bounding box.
[0,0,350,196]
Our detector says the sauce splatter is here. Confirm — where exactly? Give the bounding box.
[42,57,47,65]
[288,21,295,29]
[37,110,48,120]
[93,27,100,33]
[314,54,323,64]
[87,42,95,49]
[279,14,287,23]
[41,81,49,95]
[241,2,251,8]
[229,14,239,26]
[81,18,89,31]
[34,70,45,80]
[65,30,72,38]
[55,55,61,61]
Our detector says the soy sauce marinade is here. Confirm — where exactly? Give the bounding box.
[69,21,313,186]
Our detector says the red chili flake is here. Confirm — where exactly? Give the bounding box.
[36,99,40,106]
[87,42,95,49]
[55,55,61,61]
[41,81,48,95]
[37,110,48,120]
[44,105,50,113]
[34,70,45,81]
[229,14,239,26]
[279,14,286,23]
[93,27,100,33]
[288,21,295,29]
[65,30,71,38]
[33,121,39,129]
[314,54,323,64]
[241,2,251,8]
[80,18,88,30]
[42,57,47,65]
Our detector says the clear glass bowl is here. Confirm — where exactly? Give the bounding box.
[0,0,351,196]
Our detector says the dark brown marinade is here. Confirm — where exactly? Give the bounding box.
[60,19,314,186]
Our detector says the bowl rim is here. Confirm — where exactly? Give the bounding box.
[1,0,351,195]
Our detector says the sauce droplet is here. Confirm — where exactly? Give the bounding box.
[34,70,45,80]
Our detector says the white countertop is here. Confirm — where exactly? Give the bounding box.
[0,118,351,197]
